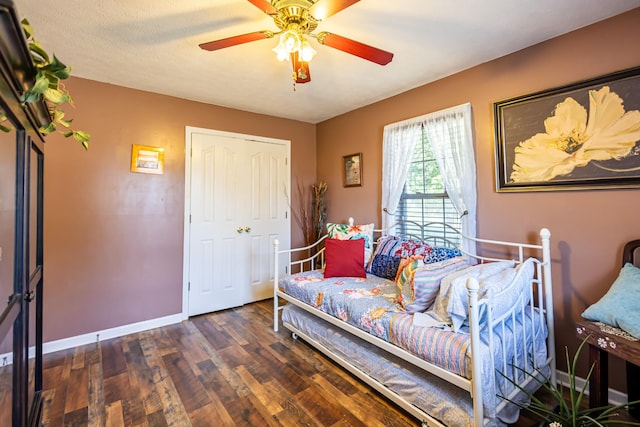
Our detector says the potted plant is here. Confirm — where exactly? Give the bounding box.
[500,336,640,426]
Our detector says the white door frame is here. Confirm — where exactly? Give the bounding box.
[182,126,291,319]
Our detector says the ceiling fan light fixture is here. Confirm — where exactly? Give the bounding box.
[273,28,304,61]
[272,39,290,61]
[299,38,316,62]
[273,28,317,63]
[281,29,302,53]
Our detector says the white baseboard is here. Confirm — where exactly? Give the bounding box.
[0,312,183,366]
[556,369,628,406]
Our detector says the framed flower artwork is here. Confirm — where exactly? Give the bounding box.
[494,66,640,192]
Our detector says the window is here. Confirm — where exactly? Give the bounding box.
[394,127,461,245]
[381,103,476,253]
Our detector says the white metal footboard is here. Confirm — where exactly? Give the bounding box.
[272,227,554,427]
[272,235,327,332]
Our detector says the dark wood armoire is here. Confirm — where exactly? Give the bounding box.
[0,0,50,426]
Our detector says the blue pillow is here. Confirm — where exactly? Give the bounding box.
[369,254,402,280]
[581,263,640,339]
[423,247,462,264]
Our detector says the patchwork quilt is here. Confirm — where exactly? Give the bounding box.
[280,270,475,377]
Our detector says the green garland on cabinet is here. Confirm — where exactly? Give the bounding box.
[0,19,90,149]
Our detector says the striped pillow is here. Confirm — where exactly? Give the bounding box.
[401,256,470,313]
[367,235,403,273]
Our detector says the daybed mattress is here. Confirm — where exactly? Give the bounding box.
[278,270,547,378]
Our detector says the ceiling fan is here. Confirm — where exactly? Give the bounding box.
[199,0,394,86]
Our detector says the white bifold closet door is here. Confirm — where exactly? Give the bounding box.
[188,130,289,316]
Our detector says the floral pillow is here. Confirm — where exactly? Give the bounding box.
[396,239,433,258]
[327,222,374,265]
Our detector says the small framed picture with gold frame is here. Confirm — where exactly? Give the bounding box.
[131,144,165,174]
[343,153,362,187]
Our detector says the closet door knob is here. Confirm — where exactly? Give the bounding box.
[244,227,251,233]
[236,227,244,233]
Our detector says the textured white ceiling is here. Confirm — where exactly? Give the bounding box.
[14,0,640,123]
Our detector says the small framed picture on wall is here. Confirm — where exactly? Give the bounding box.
[131,144,165,175]
[343,153,362,187]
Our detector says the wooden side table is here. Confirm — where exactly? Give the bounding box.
[575,319,640,418]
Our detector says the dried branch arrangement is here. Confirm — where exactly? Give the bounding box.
[293,179,327,246]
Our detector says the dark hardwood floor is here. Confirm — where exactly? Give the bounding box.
[38,300,417,426]
[1,300,633,426]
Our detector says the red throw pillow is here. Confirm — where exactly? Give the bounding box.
[324,238,366,278]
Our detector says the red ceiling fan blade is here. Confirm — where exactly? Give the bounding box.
[246,0,278,15]
[316,32,393,65]
[199,31,274,51]
[291,52,311,84]
[309,0,360,20]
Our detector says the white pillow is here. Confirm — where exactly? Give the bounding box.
[482,258,535,325]
[429,260,515,331]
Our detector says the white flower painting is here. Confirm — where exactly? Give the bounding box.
[510,86,640,183]
[495,69,640,191]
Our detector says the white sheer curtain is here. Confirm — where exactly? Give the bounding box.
[381,103,477,250]
[381,119,421,231]
[424,103,477,253]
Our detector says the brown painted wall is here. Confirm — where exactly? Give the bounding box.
[44,78,316,342]
[317,9,640,391]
